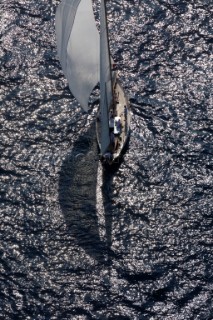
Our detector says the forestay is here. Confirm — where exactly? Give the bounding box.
[55,0,100,111]
[100,0,112,154]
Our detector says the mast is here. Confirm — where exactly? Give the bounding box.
[100,0,113,154]
[103,0,114,97]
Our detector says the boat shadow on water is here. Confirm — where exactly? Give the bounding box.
[58,122,123,264]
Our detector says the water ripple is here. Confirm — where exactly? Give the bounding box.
[0,0,212,319]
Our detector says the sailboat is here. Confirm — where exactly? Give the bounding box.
[55,0,131,164]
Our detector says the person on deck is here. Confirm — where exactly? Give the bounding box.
[113,113,121,151]
[103,151,112,164]
[109,110,114,131]
[114,114,121,135]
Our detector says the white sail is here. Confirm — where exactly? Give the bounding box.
[100,0,113,154]
[55,0,100,111]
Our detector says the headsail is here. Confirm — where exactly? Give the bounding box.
[55,0,100,111]
[100,0,113,154]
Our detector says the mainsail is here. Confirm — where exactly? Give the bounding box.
[100,0,113,154]
[55,0,100,111]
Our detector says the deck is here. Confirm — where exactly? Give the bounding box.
[96,78,131,162]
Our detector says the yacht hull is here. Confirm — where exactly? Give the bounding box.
[96,80,131,164]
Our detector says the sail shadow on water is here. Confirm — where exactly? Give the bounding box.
[58,123,109,262]
[56,0,130,262]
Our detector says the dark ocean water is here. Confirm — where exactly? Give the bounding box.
[0,0,213,319]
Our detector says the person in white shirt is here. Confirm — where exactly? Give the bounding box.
[113,112,121,151]
[114,115,121,135]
